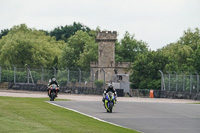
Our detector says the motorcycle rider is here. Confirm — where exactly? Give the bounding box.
[47,77,60,96]
[102,83,117,103]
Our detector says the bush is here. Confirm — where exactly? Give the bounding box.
[1,70,14,82]
[94,80,104,88]
[31,71,41,83]
[71,78,77,84]
[0,69,41,83]
[58,77,68,86]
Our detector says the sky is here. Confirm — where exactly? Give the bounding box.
[0,0,200,50]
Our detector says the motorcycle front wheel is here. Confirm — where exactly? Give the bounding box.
[50,92,56,101]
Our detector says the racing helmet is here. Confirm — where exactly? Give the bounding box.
[108,84,113,89]
[52,78,56,82]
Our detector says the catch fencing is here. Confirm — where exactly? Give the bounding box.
[159,70,200,93]
[129,71,200,99]
[0,66,104,88]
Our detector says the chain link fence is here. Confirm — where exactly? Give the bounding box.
[160,70,200,93]
[0,66,106,89]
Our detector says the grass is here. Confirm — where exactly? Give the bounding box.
[0,96,139,133]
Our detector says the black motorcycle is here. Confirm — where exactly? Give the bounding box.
[48,84,59,101]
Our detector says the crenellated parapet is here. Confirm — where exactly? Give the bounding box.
[96,31,117,42]
[115,62,131,68]
[90,61,98,67]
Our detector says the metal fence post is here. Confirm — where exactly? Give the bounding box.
[174,71,178,91]
[91,69,94,88]
[12,65,16,83]
[159,70,165,91]
[101,68,105,89]
[167,71,170,91]
[182,72,185,92]
[190,73,192,94]
[0,66,1,82]
[66,67,69,84]
[53,67,56,77]
[41,67,44,83]
[196,72,199,93]
[77,68,81,83]
[27,68,30,83]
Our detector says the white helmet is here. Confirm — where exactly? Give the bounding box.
[52,78,56,82]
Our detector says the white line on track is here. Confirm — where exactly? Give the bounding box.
[46,101,142,133]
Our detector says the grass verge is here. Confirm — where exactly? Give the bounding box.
[0,96,139,133]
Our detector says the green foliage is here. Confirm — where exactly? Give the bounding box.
[0,29,9,39]
[94,80,104,88]
[1,70,14,82]
[160,28,200,72]
[0,24,64,68]
[71,78,77,84]
[31,71,41,83]
[58,77,68,86]
[115,31,148,62]
[56,70,68,86]
[161,43,194,71]
[60,30,98,70]
[131,51,169,89]
[178,28,200,50]
[50,22,91,42]
[1,69,40,83]
[192,46,200,72]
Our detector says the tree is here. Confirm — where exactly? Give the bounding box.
[0,24,64,68]
[50,22,91,42]
[160,28,200,72]
[191,46,200,72]
[161,43,194,72]
[0,29,9,39]
[60,30,98,70]
[178,28,200,50]
[130,51,168,89]
[115,32,148,62]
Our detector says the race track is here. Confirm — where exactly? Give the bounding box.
[51,101,200,133]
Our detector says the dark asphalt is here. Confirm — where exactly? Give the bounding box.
[51,101,200,133]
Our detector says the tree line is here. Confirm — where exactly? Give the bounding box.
[0,22,199,90]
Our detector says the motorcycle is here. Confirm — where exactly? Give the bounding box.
[48,84,59,101]
[104,91,116,113]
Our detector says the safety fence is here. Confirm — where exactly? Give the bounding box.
[159,70,200,93]
[158,70,200,100]
[0,66,104,88]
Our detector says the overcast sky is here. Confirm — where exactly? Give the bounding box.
[0,0,200,50]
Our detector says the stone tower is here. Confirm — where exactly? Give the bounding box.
[96,31,117,68]
[90,31,130,83]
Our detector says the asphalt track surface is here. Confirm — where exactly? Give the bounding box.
[51,100,200,133]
